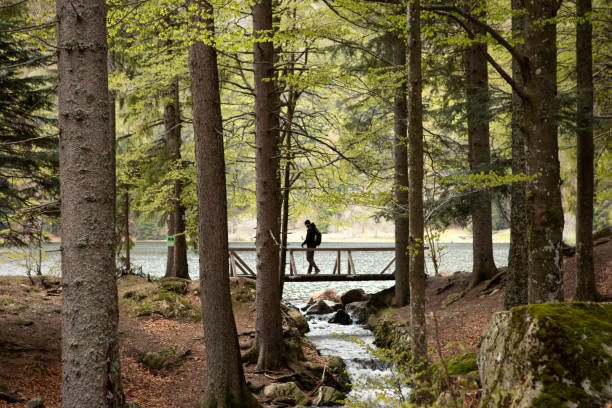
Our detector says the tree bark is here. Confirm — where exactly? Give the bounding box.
[504,0,529,309]
[279,84,296,299]
[251,0,285,370]
[574,0,598,301]
[464,3,498,286]
[523,0,564,303]
[391,33,410,307]
[165,212,175,277]
[56,1,123,406]
[189,1,259,406]
[407,0,427,385]
[165,77,189,279]
[124,190,131,274]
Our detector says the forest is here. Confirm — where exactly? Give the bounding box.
[0,0,611,407]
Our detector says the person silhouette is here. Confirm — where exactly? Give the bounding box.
[301,220,321,274]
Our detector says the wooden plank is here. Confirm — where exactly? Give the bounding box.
[228,247,398,252]
[284,274,395,282]
[232,252,255,276]
[348,251,356,275]
[229,252,238,277]
[379,256,396,274]
[289,250,297,276]
[331,250,338,275]
[338,251,342,275]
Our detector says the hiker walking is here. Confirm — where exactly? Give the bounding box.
[301,220,321,274]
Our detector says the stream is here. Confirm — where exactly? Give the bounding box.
[289,296,409,407]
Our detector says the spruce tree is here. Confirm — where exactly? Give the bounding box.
[0,8,58,244]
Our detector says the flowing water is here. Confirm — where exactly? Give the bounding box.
[1,241,508,406]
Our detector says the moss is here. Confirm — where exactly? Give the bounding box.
[230,280,256,306]
[121,286,201,321]
[513,302,612,407]
[592,227,611,241]
[159,277,189,295]
[137,348,188,370]
[430,352,478,395]
[284,337,305,361]
[200,384,260,408]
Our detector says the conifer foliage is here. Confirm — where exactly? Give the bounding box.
[0,7,58,244]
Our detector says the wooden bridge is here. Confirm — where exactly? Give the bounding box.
[228,247,398,282]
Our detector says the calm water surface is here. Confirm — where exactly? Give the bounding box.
[0,241,508,301]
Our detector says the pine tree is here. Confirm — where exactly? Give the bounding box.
[0,7,58,245]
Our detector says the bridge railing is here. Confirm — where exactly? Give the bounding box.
[227,247,397,279]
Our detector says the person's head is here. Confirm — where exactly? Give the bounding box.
[304,220,311,228]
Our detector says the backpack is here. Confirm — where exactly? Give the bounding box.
[315,228,322,246]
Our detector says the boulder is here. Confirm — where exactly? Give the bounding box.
[286,307,310,335]
[328,310,352,325]
[345,301,375,324]
[313,386,344,406]
[324,355,351,392]
[336,288,368,306]
[593,226,612,241]
[26,398,43,408]
[478,302,612,408]
[331,303,344,311]
[159,277,189,295]
[263,382,311,406]
[368,286,395,309]
[311,288,337,302]
[306,300,333,315]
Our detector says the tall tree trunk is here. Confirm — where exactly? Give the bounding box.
[108,51,117,253]
[250,0,284,370]
[279,84,296,298]
[56,1,123,406]
[407,0,427,386]
[189,1,259,406]
[465,3,498,286]
[504,0,529,309]
[165,212,175,277]
[391,34,410,307]
[574,0,598,301]
[124,190,131,274]
[523,1,564,303]
[165,77,189,279]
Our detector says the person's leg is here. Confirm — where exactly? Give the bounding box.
[306,250,314,274]
[312,252,320,274]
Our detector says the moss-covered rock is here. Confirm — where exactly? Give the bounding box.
[313,386,344,406]
[229,278,256,305]
[121,286,201,321]
[284,337,306,361]
[159,277,189,295]
[137,348,188,370]
[478,302,612,408]
[592,226,612,241]
[430,352,479,395]
[368,315,411,352]
[324,355,351,392]
[263,382,311,406]
[286,306,310,335]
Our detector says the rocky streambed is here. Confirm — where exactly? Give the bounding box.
[285,287,409,407]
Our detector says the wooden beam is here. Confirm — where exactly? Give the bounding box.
[289,250,297,276]
[348,250,356,275]
[284,274,395,282]
[379,256,396,274]
[232,251,255,276]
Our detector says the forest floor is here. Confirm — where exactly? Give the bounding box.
[0,237,610,408]
[391,237,612,360]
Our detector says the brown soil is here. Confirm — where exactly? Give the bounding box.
[0,276,321,408]
[1,239,610,407]
[392,238,612,359]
